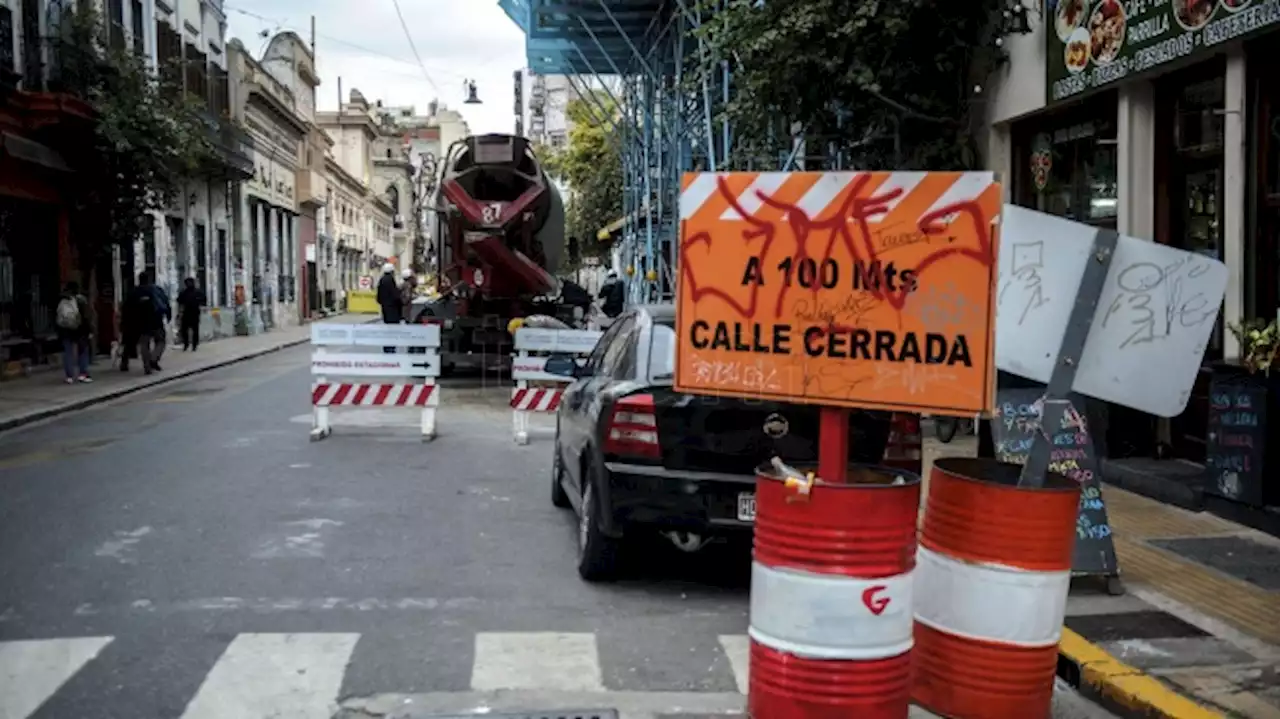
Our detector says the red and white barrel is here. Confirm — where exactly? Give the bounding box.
[912,457,1082,719]
[749,464,921,719]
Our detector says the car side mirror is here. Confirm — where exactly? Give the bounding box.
[544,353,585,378]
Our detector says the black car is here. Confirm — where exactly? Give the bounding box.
[542,304,893,582]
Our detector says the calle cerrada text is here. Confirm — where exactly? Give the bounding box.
[689,255,973,367]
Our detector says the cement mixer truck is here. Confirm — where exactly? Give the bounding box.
[415,133,593,375]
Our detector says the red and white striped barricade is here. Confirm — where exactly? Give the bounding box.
[511,327,602,445]
[912,457,1081,719]
[309,323,442,442]
[750,463,921,718]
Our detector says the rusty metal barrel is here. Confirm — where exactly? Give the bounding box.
[748,462,921,719]
[912,457,1082,719]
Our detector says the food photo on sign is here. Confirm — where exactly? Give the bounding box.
[673,171,1002,417]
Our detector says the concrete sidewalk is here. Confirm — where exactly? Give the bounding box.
[924,434,1280,719]
[0,313,371,432]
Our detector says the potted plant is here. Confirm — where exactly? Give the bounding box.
[1203,319,1280,507]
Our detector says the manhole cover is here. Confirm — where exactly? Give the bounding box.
[423,713,617,719]
[1149,536,1280,590]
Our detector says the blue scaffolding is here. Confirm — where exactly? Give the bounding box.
[499,0,733,303]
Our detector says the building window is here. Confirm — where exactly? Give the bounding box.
[1013,91,1118,228]
[130,0,144,56]
[217,228,228,306]
[108,0,125,51]
[0,7,14,76]
[194,223,207,291]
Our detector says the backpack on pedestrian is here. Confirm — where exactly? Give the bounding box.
[56,296,82,330]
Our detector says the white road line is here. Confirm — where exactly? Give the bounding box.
[179,633,359,719]
[470,631,604,692]
[0,636,113,719]
[717,634,749,695]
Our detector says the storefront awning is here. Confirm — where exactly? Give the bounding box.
[0,132,71,172]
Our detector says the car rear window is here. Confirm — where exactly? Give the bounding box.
[648,321,677,382]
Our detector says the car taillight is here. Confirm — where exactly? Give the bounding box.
[603,394,660,459]
[420,316,442,326]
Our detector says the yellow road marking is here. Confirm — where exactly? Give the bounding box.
[1060,628,1226,719]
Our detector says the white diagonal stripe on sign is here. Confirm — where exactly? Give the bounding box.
[359,385,380,406]
[865,172,930,218]
[0,637,113,719]
[721,173,790,220]
[471,631,604,692]
[536,391,559,411]
[180,633,359,719]
[919,173,995,224]
[793,172,858,218]
[318,384,340,406]
[394,385,415,406]
[679,173,723,219]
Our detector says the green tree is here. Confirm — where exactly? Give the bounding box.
[57,2,217,276]
[555,95,623,268]
[687,0,1008,170]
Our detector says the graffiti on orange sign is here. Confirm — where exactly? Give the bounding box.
[674,171,1001,415]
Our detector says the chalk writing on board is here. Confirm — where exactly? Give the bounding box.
[991,388,1118,566]
[1205,382,1264,503]
[1100,256,1220,351]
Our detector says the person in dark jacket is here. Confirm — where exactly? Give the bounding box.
[177,277,206,351]
[54,281,93,384]
[121,272,170,375]
[375,262,401,353]
[598,270,625,321]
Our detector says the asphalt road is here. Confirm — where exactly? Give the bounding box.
[0,345,1116,719]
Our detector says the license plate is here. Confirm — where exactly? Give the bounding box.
[736,493,756,522]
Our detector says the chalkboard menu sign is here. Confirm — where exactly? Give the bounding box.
[991,387,1119,578]
[1205,374,1267,507]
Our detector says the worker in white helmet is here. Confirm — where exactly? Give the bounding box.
[399,268,418,328]
[376,262,401,353]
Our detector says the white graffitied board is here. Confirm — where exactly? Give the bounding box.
[996,206,1227,417]
[310,352,441,377]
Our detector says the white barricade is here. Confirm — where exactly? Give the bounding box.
[511,327,602,445]
[310,323,442,442]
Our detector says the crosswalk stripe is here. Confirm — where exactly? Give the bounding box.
[717,634,749,694]
[0,636,113,719]
[471,631,604,692]
[179,633,360,719]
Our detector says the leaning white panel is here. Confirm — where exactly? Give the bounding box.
[179,633,359,719]
[470,631,604,692]
[0,636,113,719]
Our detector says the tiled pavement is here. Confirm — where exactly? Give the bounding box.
[923,432,1280,718]
[0,314,370,433]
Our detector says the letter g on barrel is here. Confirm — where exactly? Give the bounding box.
[862,585,890,616]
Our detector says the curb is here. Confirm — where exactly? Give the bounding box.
[1057,628,1226,719]
[0,336,310,434]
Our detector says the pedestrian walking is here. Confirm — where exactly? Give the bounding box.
[376,263,401,354]
[121,272,170,375]
[597,270,625,328]
[178,277,206,351]
[54,281,93,384]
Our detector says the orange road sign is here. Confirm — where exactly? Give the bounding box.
[674,171,1002,416]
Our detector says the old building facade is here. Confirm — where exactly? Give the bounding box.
[228,36,306,333]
